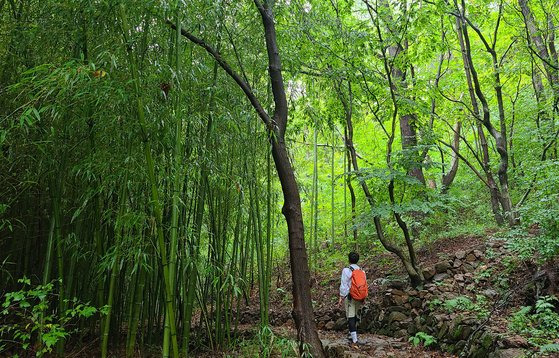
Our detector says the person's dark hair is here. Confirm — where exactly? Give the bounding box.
[348,252,359,264]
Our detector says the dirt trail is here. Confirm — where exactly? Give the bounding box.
[320,331,455,357]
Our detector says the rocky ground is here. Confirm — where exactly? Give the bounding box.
[227,231,559,357]
[183,229,559,357]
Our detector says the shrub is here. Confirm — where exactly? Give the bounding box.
[409,331,437,348]
[508,296,559,347]
[0,277,104,355]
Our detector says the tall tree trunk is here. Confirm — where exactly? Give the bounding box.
[454,13,506,225]
[441,121,461,193]
[172,1,324,355]
[343,90,423,287]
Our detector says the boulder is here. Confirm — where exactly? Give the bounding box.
[483,288,498,299]
[456,250,466,260]
[501,335,529,348]
[494,348,530,358]
[422,267,436,280]
[388,311,408,323]
[433,273,449,281]
[333,317,347,330]
[387,279,407,289]
[435,261,452,273]
[453,259,463,268]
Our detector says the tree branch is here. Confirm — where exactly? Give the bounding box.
[166,19,272,130]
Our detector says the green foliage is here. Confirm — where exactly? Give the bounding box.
[441,295,489,319]
[498,228,559,264]
[508,296,559,347]
[230,327,302,358]
[539,343,559,354]
[0,277,104,355]
[409,331,437,348]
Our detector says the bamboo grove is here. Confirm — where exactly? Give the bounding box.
[1,0,559,357]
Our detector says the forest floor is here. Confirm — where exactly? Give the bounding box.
[62,230,556,357]
[209,228,558,357]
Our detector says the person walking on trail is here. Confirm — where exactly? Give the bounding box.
[338,252,368,345]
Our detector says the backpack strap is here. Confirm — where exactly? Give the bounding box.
[349,266,354,272]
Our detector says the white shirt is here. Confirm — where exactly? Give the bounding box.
[339,264,361,297]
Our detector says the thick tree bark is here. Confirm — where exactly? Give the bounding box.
[441,121,461,193]
[270,137,323,356]
[388,43,426,185]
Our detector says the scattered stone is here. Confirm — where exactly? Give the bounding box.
[501,335,529,348]
[387,279,407,289]
[482,288,498,299]
[392,294,409,306]
[422,267,436,280]
[456,250,466,260]
[473,249,483,258]
[453,259,463,268]
[495,348,530,358]
[333,317,347,330]
[466,253,477,262]
[325,321,335,330]
[463,263,475,272]
[386,305,408,313]
[433,273,449,281]
[393,329,408,338]
[435,261,451,273]
[388,311,408,323]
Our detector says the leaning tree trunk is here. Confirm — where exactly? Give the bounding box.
[271,136,323,356]
[170,1,325,355]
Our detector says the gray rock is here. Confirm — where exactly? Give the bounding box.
[387,279,407,289]
[393,329,408,338]
[422,267,436,280]
[333,317,347,330]
[495,348,530,358]
[456,250,466,260]
[435,261,452,273]
[388,311,408,323]
[483,288,499,298]
[433,273,449,281]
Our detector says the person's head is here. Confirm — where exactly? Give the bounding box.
[348,252,359,264]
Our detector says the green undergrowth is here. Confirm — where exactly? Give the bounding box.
[508,296,559,352]
[0,277,105,355]
[225,326,306,358]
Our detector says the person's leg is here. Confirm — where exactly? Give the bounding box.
[346,299,358,343]
[344,297,351,340]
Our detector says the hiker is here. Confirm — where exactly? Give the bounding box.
[338,252,368,345]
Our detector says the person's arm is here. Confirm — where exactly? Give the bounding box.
[338,268,351,306]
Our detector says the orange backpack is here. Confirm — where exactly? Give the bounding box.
[349,267,368,301]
